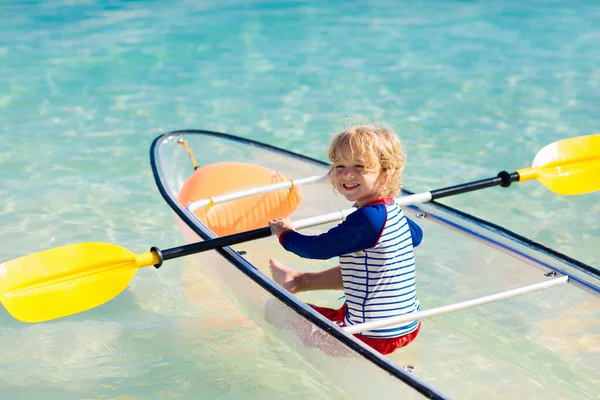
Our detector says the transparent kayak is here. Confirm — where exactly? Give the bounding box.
[150,129,599,399]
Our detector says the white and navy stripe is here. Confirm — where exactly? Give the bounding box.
[340,203,419,337]
[280,199,422,338]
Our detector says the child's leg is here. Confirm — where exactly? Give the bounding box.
[268,258,303,293]
[269,258,343,293]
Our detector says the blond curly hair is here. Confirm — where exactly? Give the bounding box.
[326,125,406,197]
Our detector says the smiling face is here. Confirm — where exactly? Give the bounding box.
[327,125,406,204]
[333,151,382,207]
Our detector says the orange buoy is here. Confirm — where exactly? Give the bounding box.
[178,162,303,236]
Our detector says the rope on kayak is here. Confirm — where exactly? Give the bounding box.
[276,170,299,208]
[177,138,199,170]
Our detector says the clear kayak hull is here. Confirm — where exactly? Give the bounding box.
[150,130,599,399]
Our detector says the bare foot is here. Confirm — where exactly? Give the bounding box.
[269,258,302,293]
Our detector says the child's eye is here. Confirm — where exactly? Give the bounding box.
[334,165,344,169]
[355,165,364,169]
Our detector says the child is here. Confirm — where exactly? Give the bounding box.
[268,125,423,355]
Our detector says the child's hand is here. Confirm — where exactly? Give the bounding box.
[269,217,294,237]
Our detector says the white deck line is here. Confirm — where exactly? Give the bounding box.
[187,174,326,212]
[343,275,568,335]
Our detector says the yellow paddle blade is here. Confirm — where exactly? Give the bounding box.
[0,242,152,323]
[516,133,600,195]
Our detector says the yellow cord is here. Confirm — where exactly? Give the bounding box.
[205,197,215,213]
[276,171,296,208]
[178,138,199,170]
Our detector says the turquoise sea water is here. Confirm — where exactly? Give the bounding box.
[1,1,599,399]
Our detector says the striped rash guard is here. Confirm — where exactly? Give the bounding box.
[279,198,422,338]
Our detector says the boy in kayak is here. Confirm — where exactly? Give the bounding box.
[268,125,423,355]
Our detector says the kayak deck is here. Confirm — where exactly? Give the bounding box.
[151,130,600,399]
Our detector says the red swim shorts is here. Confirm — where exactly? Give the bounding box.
[310,303,421,355]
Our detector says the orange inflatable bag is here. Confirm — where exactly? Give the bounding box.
[178,162,303,236]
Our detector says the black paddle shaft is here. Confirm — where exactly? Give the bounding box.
[150,171,520,268]
[430,171,519,200]
[152,226,273,268]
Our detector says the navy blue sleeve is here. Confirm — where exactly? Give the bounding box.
[280,205,387,260]
[406,216,423,247]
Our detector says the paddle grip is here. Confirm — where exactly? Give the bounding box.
[151,247,163,269]
[160,226,273,262]
[430,171,519,200]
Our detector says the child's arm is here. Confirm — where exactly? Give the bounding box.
[277,207,386,259]
[406,217,423,247]
[280,209,379,259]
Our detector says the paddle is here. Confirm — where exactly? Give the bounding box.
[1,133,598,323]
